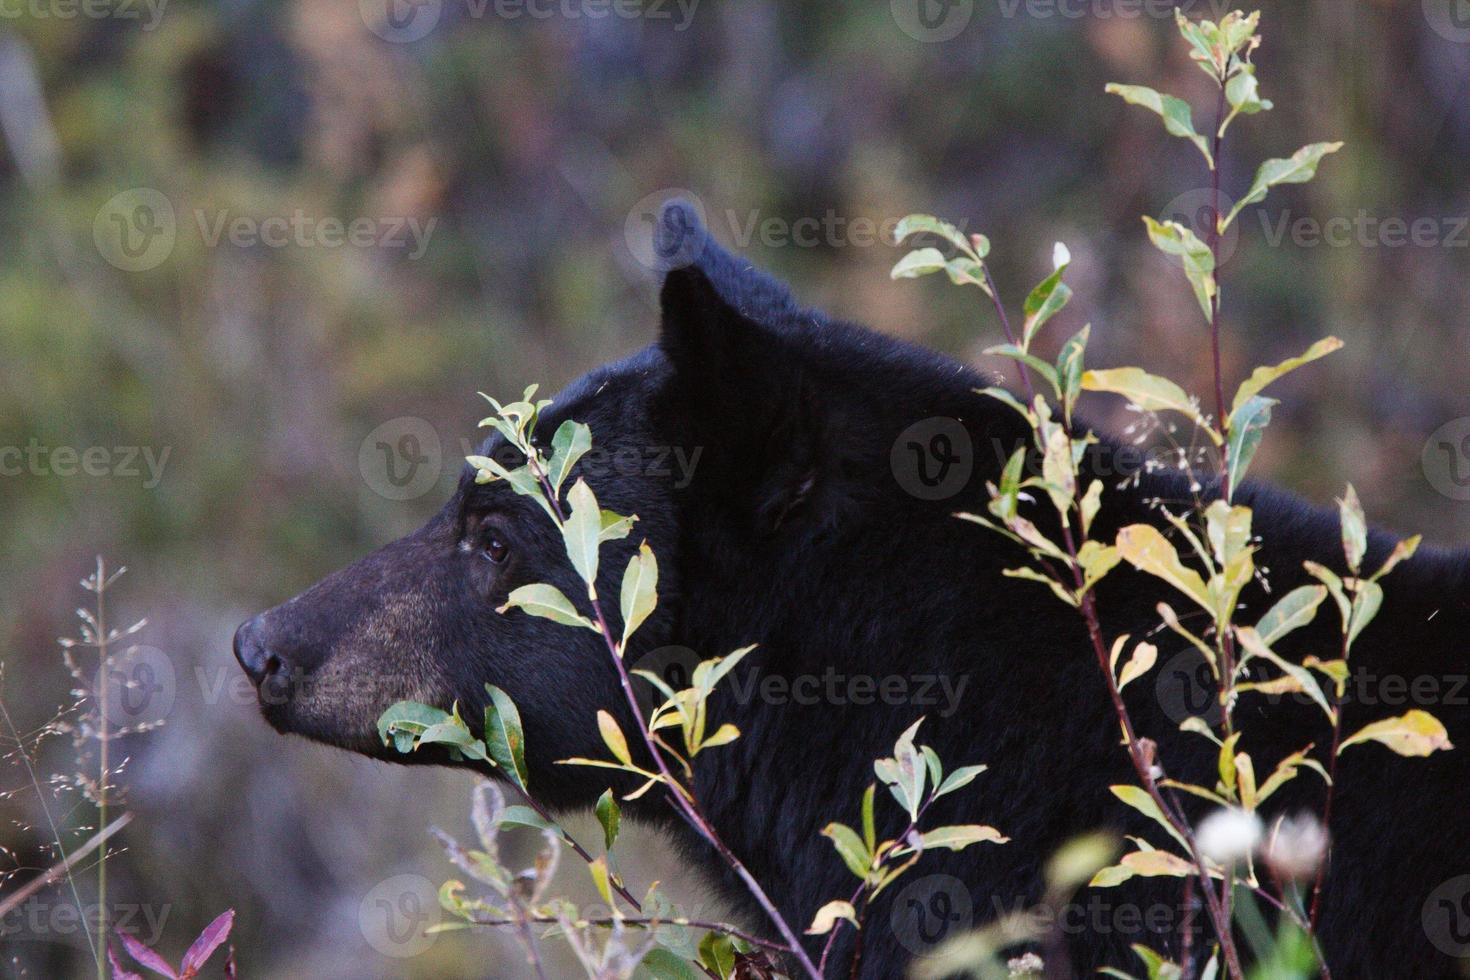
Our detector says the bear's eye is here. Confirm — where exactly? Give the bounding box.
[482,536,510,565]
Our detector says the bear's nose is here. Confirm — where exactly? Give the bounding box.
[233,614,285,688]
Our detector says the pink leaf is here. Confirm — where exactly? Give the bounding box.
[179,909,235,975]
[108,943,147,980]
[116,931,178,978]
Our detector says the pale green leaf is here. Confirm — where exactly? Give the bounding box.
[619,542,659,647]
[1224,143,1346,229]
[497,583,597,631]
[1230,337,1344,420]
[890,247,949,279]
[484,684,530,790]
[562,479,602,589]
[1106,83,1212,166]
[920,824,1009,851]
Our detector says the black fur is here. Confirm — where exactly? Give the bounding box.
[237,201,1470,978]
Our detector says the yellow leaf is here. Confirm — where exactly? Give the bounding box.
[1340,710,1453,758]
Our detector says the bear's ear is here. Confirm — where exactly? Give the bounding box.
[657,258,822,536]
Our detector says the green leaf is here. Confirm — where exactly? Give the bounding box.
[598,509,637,544]
[1058,324,1091,422]
[920,824,1009,851]
[546,420,592,495]
[464,454,557,522]
[1339,484,1367,574]
[1141,216,1216,321]
[1105,83,1212,166]
[1110,785,1191,853]
[1222,65,1272,136]
[1082,367,1217,442]
[641,949,703,980]
[861,783,877,853]
[619,542,659,647]
[1115,524,1213,614]
[595,789,621,850]
[1229,337,1344,419]
[1224,143,1346,229]
[697,933,737,977]
[562,479,602,590]
[498,583,597,631]
[1021,245,1073,347]
[589,855,614,906]
[1304,561,1351,624]
[1347,580,1383,649]
[936,764,988,800]
[1256,585,1327,646]
[1340,710,1453,757]
[977,385,1035,424]
[597,710,633,766]
[377,701,452,751]
[1225,395,1274,498]
[498,805,556,831]
[1234,627,1335,723]
[892,214,974,255]
[984,343,1060,393]
[944,257,990,293]
[484,684,530,790]
[417,719,488,762]
[890,247,949,279]
[1040,426,1077,515]
[821,822,872,879]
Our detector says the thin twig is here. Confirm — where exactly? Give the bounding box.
[526,459,816,978]
[0,812,133,921]
[466,911,790,954]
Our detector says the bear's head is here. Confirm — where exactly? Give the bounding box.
[232,201,1011,809]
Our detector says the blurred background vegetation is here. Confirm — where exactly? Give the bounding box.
[1,0,1467,976]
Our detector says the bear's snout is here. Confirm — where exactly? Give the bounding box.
[232,613,296,703]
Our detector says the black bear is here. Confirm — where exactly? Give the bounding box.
[234,202,1470,978]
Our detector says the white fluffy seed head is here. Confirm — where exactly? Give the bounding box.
[1197,807,1263,864]
[1263,813,1330,882]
